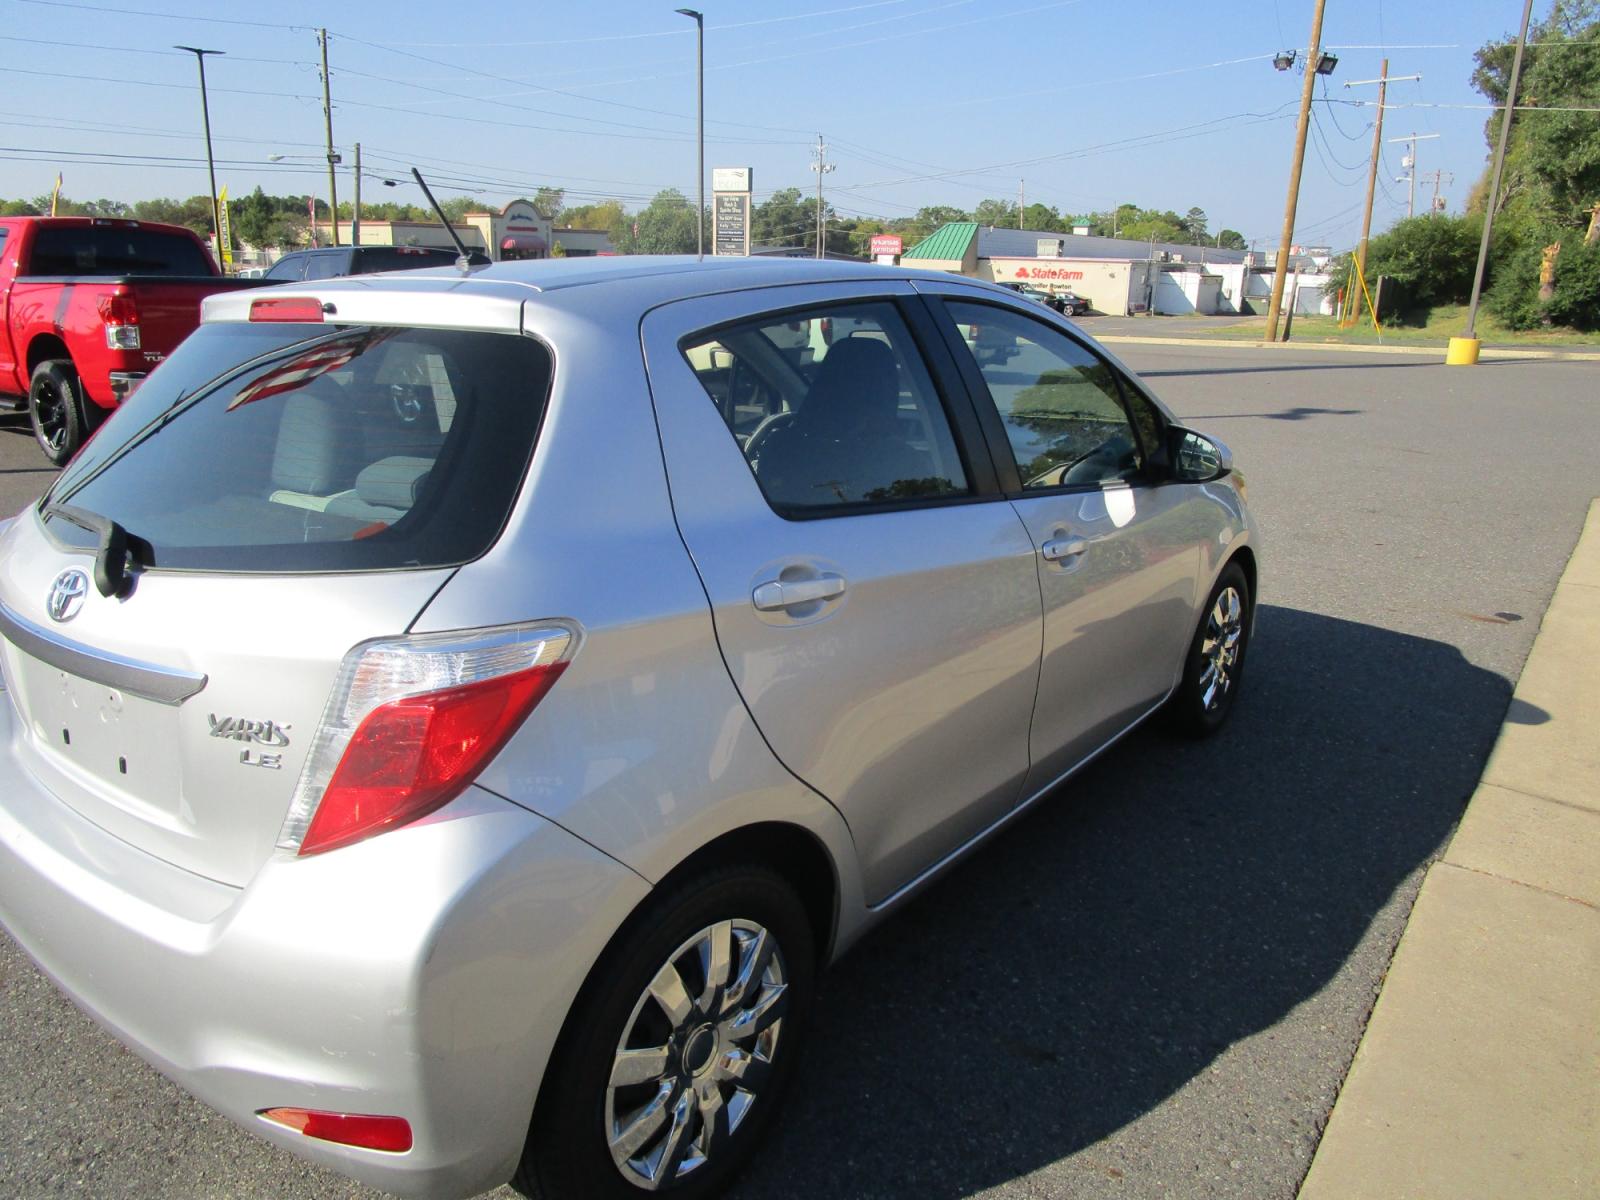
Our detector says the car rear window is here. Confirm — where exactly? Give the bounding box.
[25,226,213,276]
[45,322,551,573]
[360,247,455,272]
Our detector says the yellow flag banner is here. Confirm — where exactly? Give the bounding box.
[217,184,233,269]
[50,173,63,216]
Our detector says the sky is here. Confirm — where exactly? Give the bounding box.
[0,0,1553,252]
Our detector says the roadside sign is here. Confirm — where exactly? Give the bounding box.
[715,194,750,256]
[713,166,753,256]
[217,184,233,269]
[869,234,903,258]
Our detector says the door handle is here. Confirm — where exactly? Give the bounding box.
[752,572,846,611]
[1040,537,1088,563]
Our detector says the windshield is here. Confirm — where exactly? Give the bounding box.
[47,321,551,573]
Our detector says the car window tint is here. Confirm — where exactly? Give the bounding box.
[26,226,212,277]
[683,301,970,516]
[944,301,1142,490]
[302,253,346,280]
[50,325,549,573]
[263,255,307,281]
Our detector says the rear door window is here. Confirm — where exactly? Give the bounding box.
[682,301,971,516]
[46,323,551,572]
[263,255,308,281]
[360,247,453,272]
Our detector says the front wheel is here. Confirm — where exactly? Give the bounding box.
[515,866,815,1200]
[1167,561,1251,737]
[28,359,90,466]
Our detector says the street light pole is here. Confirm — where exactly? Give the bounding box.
[174,46,224,265]
[675,9,704,260]
[1264,0,1329,342]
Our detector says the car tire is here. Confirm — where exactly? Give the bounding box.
[29,359,88,466]
[1167,561,1251,737]
[514,865,816,1200]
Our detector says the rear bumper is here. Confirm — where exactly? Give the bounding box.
[0,691,649,1199]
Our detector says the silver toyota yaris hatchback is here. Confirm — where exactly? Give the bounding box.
[0,258,1258,1200]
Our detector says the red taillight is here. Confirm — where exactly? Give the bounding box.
[298,662,567,856]
[250,297,326,323]
[259,1108,413,1153]
[99,293,141,349]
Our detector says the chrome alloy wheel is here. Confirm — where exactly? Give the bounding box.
[33,377,68,456]
[605,919,788,1190]
[1198,585,1244,711]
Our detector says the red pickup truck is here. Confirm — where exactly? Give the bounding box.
[0,216,259,464]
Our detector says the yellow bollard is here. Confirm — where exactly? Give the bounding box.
[1446,336,1481,366]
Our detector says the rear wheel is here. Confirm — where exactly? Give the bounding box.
[28,360,89,466]
[515,866,815,1200]
[1167,562,1251,737]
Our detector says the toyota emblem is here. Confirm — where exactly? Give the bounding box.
[47,568,90,623]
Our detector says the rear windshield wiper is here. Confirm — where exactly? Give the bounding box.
[40,503,148,598]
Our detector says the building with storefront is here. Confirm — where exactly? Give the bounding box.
[902,223,1256,316]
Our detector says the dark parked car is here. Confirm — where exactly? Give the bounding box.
[1000,281,1088,317]
[263,244,491,282]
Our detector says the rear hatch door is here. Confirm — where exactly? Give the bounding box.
[0,313,552,886]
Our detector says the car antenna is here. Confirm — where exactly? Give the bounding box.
[410,168,475,274]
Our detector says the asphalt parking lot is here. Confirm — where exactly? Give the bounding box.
[3,342,1598,1200]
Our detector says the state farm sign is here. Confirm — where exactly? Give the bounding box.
[1008,262,1084,282]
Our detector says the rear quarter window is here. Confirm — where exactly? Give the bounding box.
[47,323,551,573]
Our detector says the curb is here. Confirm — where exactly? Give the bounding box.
[1296,499,1600,1200]
[1095,334,1600,362]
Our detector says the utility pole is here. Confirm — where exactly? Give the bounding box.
[174,46,224,265]
[352,142,361,246]
[1421,169,1454,215]
[318,28,339,246]
[1459,0,1536,357]
[1347,59,1390,324]
[1264,0,1329,342]
[1018,179,1024,229]
[810,134,835,259]
[1388,132,1440,219]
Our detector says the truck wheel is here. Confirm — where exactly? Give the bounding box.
[29,360,86,466]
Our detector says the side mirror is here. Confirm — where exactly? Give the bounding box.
[1169,428,1233,483]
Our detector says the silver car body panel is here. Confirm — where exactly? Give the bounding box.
[640,281,1043,905]
[0,257,1258,1198]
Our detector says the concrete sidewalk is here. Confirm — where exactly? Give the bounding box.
[1297,500,1600,1200]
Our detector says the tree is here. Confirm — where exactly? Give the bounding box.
[0,198,41,216]
[913,205,971,229]
[753,188,821,249]
[631,188,699,254]
[1356,214,1483,313]
[1021,202,1063,231]
[1216,229,1247,251]
[973,198,1019,227]
[533,187,564,218]
[559,199,627,232]
[234,186,277,248]
[1181,206,1209,245]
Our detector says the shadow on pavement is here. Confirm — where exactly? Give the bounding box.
[737,605,1507,1199]
[1184,406,1364,422]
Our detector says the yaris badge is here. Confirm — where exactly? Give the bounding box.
[47,569,89,623]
